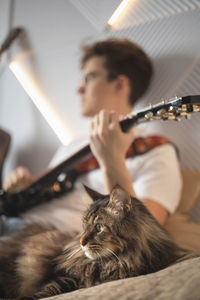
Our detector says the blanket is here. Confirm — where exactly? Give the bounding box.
[44,257,200,300]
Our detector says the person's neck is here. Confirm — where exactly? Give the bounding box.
[114,104,132,117]
[113,94,132,116]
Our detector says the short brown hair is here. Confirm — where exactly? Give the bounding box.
[81,38,153,107]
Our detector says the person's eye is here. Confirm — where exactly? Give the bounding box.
[85,73,94,83]
[96,223,103,232]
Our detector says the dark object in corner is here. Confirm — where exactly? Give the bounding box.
[0,128,11,188]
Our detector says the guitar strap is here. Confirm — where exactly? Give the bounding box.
[74,135,175,175]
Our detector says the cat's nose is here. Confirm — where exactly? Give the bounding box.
[80,235,88,246]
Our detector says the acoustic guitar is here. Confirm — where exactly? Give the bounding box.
[0,95,199,216]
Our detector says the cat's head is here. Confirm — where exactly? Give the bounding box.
[80,184,158,260]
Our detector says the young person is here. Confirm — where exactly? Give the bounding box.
[1,38,182,235]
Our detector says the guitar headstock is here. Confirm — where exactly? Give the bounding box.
[136,95,200,123]
[120,95,200,132]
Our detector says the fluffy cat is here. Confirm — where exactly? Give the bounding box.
[0,185,193,299]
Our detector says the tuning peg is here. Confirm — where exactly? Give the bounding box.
[144,111,154,120]
[156,109,168,120]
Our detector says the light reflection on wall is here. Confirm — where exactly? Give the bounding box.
[9,61,72,145]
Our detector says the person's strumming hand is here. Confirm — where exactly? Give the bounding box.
[3,166,35,193]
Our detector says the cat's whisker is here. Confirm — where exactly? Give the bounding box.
[95,250,104,267]
[63,242,79,252]
[105,247,128,275]
[106,248,120,263]
[66,247,82,260]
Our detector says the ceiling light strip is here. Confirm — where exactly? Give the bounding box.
[107,0,132,27]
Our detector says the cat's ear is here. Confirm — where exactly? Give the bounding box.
[108,185,132,216]
[83,185,105,202]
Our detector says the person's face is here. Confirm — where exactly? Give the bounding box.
[77,56,118,117]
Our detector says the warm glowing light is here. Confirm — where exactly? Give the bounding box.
[107,0,131,27]
[9,61,72,145]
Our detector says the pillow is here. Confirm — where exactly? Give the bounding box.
[164,169,200,252]
[177,169,200,218]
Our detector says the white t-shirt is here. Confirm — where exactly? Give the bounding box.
[24,128,182,232]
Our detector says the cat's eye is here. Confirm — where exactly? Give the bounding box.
[96,223,103,232]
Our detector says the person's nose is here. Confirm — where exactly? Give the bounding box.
[77,79,85,94]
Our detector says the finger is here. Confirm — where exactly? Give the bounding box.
[8,170,21,185]
[13,167,29,184]
[110,111,119,123]
[90,114,99,134]
[3,180,11,190]
[119,114,126,121]
[98,110,109,133]
[90,115,102,147]
[17,166,30,178]
[99,110,109,123]
[108,111,120,130]
[3,175,18,190]
[3,167,31,191]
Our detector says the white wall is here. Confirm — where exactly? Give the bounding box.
[0,0,99,179]
[0,0,200,182]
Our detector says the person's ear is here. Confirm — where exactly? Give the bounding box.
[115,75,129,91]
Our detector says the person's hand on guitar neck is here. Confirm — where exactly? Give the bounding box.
[3,166,36,193]
[90,110,136,197]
